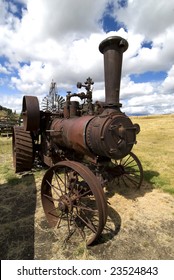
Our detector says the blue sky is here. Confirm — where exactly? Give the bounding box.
[0,0,174,115]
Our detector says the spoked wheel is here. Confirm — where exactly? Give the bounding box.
[112,152,143,189]
[41,161,108,246]
[12,126,34,173]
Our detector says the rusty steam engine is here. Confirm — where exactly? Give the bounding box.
[12,36,143,245]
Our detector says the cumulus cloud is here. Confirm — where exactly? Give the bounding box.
[0,64,10,74]
[121,75,154,98]
[116,0,174,39]
[0,0,174,115]
[161,65,174,94]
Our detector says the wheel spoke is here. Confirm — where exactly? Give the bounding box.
[53,170,64,195]
[76,213,97,233]
[41,160,107,245]
[125,168,140,174]
[48,207,60,218]
[74,189,91,199]
[121,175,130,188]
[72,215,86,240]
[124,174,139,187]
[46,179,62,199]
[120,154,131,166]
[73,203,98,213]
[111,152,143,189]
[64,168,68,193]
[56,212,64,228]
[66,213,71,234]
[123,158,135,167]
[43,193,58,202]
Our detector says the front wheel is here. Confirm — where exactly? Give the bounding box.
[41,161,108,245]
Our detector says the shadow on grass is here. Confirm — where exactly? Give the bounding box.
[105,169,160,201]
[93,206,122,246]
[90,169,160,246]
[143,170,160,185]
[0,173,36,260]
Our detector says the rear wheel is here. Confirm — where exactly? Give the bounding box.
[112,152,143,189]
[12,126,34,173]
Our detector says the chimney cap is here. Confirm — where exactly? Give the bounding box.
[99,36,128,54]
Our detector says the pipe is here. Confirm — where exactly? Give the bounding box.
[99,36,128,108]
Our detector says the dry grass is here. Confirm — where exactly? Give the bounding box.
[0,114,174,260]
[0,137,43,259]
[131,114,174,194]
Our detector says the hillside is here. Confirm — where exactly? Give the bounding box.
[0,106,20,136]
[0,106,19,120]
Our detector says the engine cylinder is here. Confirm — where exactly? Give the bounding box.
[86,110,137,160]
[50,109,138,161]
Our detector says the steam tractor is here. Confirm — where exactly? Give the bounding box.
[12,36,143,245]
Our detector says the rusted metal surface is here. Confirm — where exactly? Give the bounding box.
[22,96,40,131]
[12,36,143,245]
[12,126,34,173]
[86,110,139,160]
[101,152,143,189]
[41,161,107,245]
[50,115,94,157]
[99,36,128,108]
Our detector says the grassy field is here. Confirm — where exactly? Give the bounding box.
[1,114,174,194]
[0,114,174,259]
[131,114,174,194]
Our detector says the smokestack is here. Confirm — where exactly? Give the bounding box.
[99,36,128,108]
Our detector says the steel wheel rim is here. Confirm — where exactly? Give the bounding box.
[113,152,143,189]
[41,161,108,246]
[12,126,34,173]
